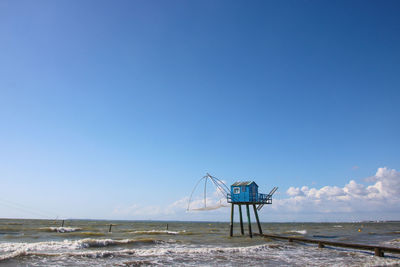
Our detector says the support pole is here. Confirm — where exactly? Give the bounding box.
[109,224,112,232]
[375,248,384,257]
[61,220,64,227]
[238,205,244,235]
[166,224,169,230]
[252,204,263,234]
[246,204,252,238]
[230,203,234,237]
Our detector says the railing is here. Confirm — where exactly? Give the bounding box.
[258,193,272,204]
[227,193,272,204]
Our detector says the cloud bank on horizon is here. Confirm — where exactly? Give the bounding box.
[114,167,400,221]
[275,167,400,217]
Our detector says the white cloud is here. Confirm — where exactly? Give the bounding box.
[286,186,304,197]
[274,167,400,218]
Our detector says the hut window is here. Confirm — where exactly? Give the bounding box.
[233,187,240,194]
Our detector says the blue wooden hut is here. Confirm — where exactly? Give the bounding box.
[230,181,259,203]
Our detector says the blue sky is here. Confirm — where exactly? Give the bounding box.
[0,0,399,221]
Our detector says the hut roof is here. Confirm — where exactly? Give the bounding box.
[232,181,258,187]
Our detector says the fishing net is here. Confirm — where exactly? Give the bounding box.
[187,174,230,212]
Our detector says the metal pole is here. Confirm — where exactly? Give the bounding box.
[61,220,64,227]
[253,204,263,234]
[230,203,234,237]
[246,204,252,238]
[238,205,244,235]
[109,224,112,232]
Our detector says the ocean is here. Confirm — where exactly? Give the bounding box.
[1,219,400,266]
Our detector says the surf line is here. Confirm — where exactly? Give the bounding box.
[261,234,400,257]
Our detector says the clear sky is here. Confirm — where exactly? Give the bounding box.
[0,0,399,221]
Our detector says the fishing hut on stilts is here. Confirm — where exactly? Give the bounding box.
[227,182,277,238]
[187,173,277,238]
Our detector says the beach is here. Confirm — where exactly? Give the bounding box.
[1,219,400,266]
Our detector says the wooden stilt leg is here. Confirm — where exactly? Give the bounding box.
[253,204,263,234]
[246,204,252,238]
[230,203,234,237]
[239,205,244,235]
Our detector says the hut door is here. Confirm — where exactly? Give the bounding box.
[250,185,256,201]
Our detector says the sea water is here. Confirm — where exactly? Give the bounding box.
[1,219,400,266]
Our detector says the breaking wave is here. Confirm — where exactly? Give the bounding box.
[1,240,398,266]
[0,238,163,261]
[0,242,274,261]
[42,227,82,233]
[284,230,307,235]
[129,230,185,235]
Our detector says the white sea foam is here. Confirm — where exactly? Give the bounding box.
[287,230,307,235]
[129,230,183,235]
[44,227,82,233]
[333,225,343,228]
[0,238,161,261]
[0,242,275,261]
[1,241,399,267]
